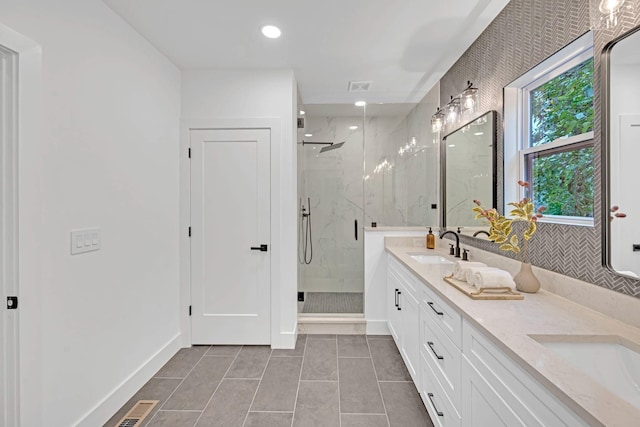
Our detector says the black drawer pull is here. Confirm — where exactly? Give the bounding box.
[397,291,402,310]
[427,301,443,316]
[427,341,444,360]
[427,393,444,417]
[394,289,399,307]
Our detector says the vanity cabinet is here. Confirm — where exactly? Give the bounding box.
[461,321,587,427]
[387,255,587,427]
[387,257,421,386]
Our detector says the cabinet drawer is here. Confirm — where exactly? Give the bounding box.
[421,306,461,411]
[421,353,462,427]
[421,287,462,349]
[389,257,419,299]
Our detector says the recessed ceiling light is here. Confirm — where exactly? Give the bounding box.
[448,144,456,147]
[355,101,367,107]
[299,110,305,115]
[474,132,484,136]
[305,133,313,137]
[262,25,281,39]
[349,126,358,130]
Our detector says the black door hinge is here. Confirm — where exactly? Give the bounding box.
[188,147,191,158]
[189,305,192,316]
[188,227,191,237]
[7,296,18,310]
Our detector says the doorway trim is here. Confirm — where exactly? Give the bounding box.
[0,23,43,426]
[180,118,291,348]
[0,41,19,427]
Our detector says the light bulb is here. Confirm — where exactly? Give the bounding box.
[599,0,625,14]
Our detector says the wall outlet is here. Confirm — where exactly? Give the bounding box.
[71,227,101,255]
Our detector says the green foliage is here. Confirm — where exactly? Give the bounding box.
[527,57,594,218]
[530,148,594,217]
[530,58,594,146]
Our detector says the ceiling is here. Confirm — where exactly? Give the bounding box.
[103,0,510,105]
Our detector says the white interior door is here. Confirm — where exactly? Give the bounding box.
[191,128,271,344]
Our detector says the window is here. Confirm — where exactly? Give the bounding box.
[504,32,594,226]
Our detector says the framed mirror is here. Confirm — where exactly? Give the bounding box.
[603,25,640,279]
[440,110,497,233]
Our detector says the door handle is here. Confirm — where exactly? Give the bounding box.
[354,219,358,241]
[251,244,268,252]
[395,289,399,307]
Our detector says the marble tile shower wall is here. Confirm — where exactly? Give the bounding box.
[439,0,640,297]
[364,94,440,228]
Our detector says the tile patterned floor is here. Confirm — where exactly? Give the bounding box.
[105,335,433,427]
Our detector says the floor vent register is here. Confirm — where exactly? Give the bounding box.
[114,400,159,427]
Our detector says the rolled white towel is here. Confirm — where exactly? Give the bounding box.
[452,261,487,281]
[465,266,500,285]
[472,269,516,290]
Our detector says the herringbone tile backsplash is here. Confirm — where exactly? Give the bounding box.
[440,0,640,298]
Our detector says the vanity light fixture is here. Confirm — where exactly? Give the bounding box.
[445,96,461,126]
[261,25,282,39]
[431,107,445,133]
[593,0,633,29]
[461,81,479,115]
[355,101,367,107]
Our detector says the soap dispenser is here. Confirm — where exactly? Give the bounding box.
[426,227,435,249]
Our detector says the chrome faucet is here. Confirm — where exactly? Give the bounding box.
[440,230,461,258]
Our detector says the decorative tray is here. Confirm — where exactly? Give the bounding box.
[443,274,523,300]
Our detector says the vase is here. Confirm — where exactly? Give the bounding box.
[513,262,540,293]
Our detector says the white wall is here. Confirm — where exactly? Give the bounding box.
[0,1,182,425]
[181,69,298,349]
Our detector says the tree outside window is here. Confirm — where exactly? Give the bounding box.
[524,57,594,218]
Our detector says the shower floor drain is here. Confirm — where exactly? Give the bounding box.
[114,400,159,427]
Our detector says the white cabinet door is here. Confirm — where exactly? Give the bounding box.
[400,283,420,385]
[461,356,523,426]
[387,268,402,343]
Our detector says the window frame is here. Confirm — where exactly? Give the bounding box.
[504,31,594,226]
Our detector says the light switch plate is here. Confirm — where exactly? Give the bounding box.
[71,227,101,255]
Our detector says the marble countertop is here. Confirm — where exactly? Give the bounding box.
[385,244,640,427]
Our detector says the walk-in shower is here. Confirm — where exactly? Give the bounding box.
[297,106,365,315]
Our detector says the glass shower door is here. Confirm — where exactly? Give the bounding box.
[297,106,365,314]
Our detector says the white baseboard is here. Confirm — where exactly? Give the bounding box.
[271,330,297,350]
[75,333,182,427]
[366,320,391,335]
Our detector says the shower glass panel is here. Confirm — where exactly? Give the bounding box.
[297,104,365,315]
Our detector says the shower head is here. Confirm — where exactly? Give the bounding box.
[319,141,345,153]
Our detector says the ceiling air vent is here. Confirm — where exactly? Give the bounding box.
[348,81,372,92]
[114,400,159,427]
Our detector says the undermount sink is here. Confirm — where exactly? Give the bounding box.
[531,335,640,411]
[408,253,453,265]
